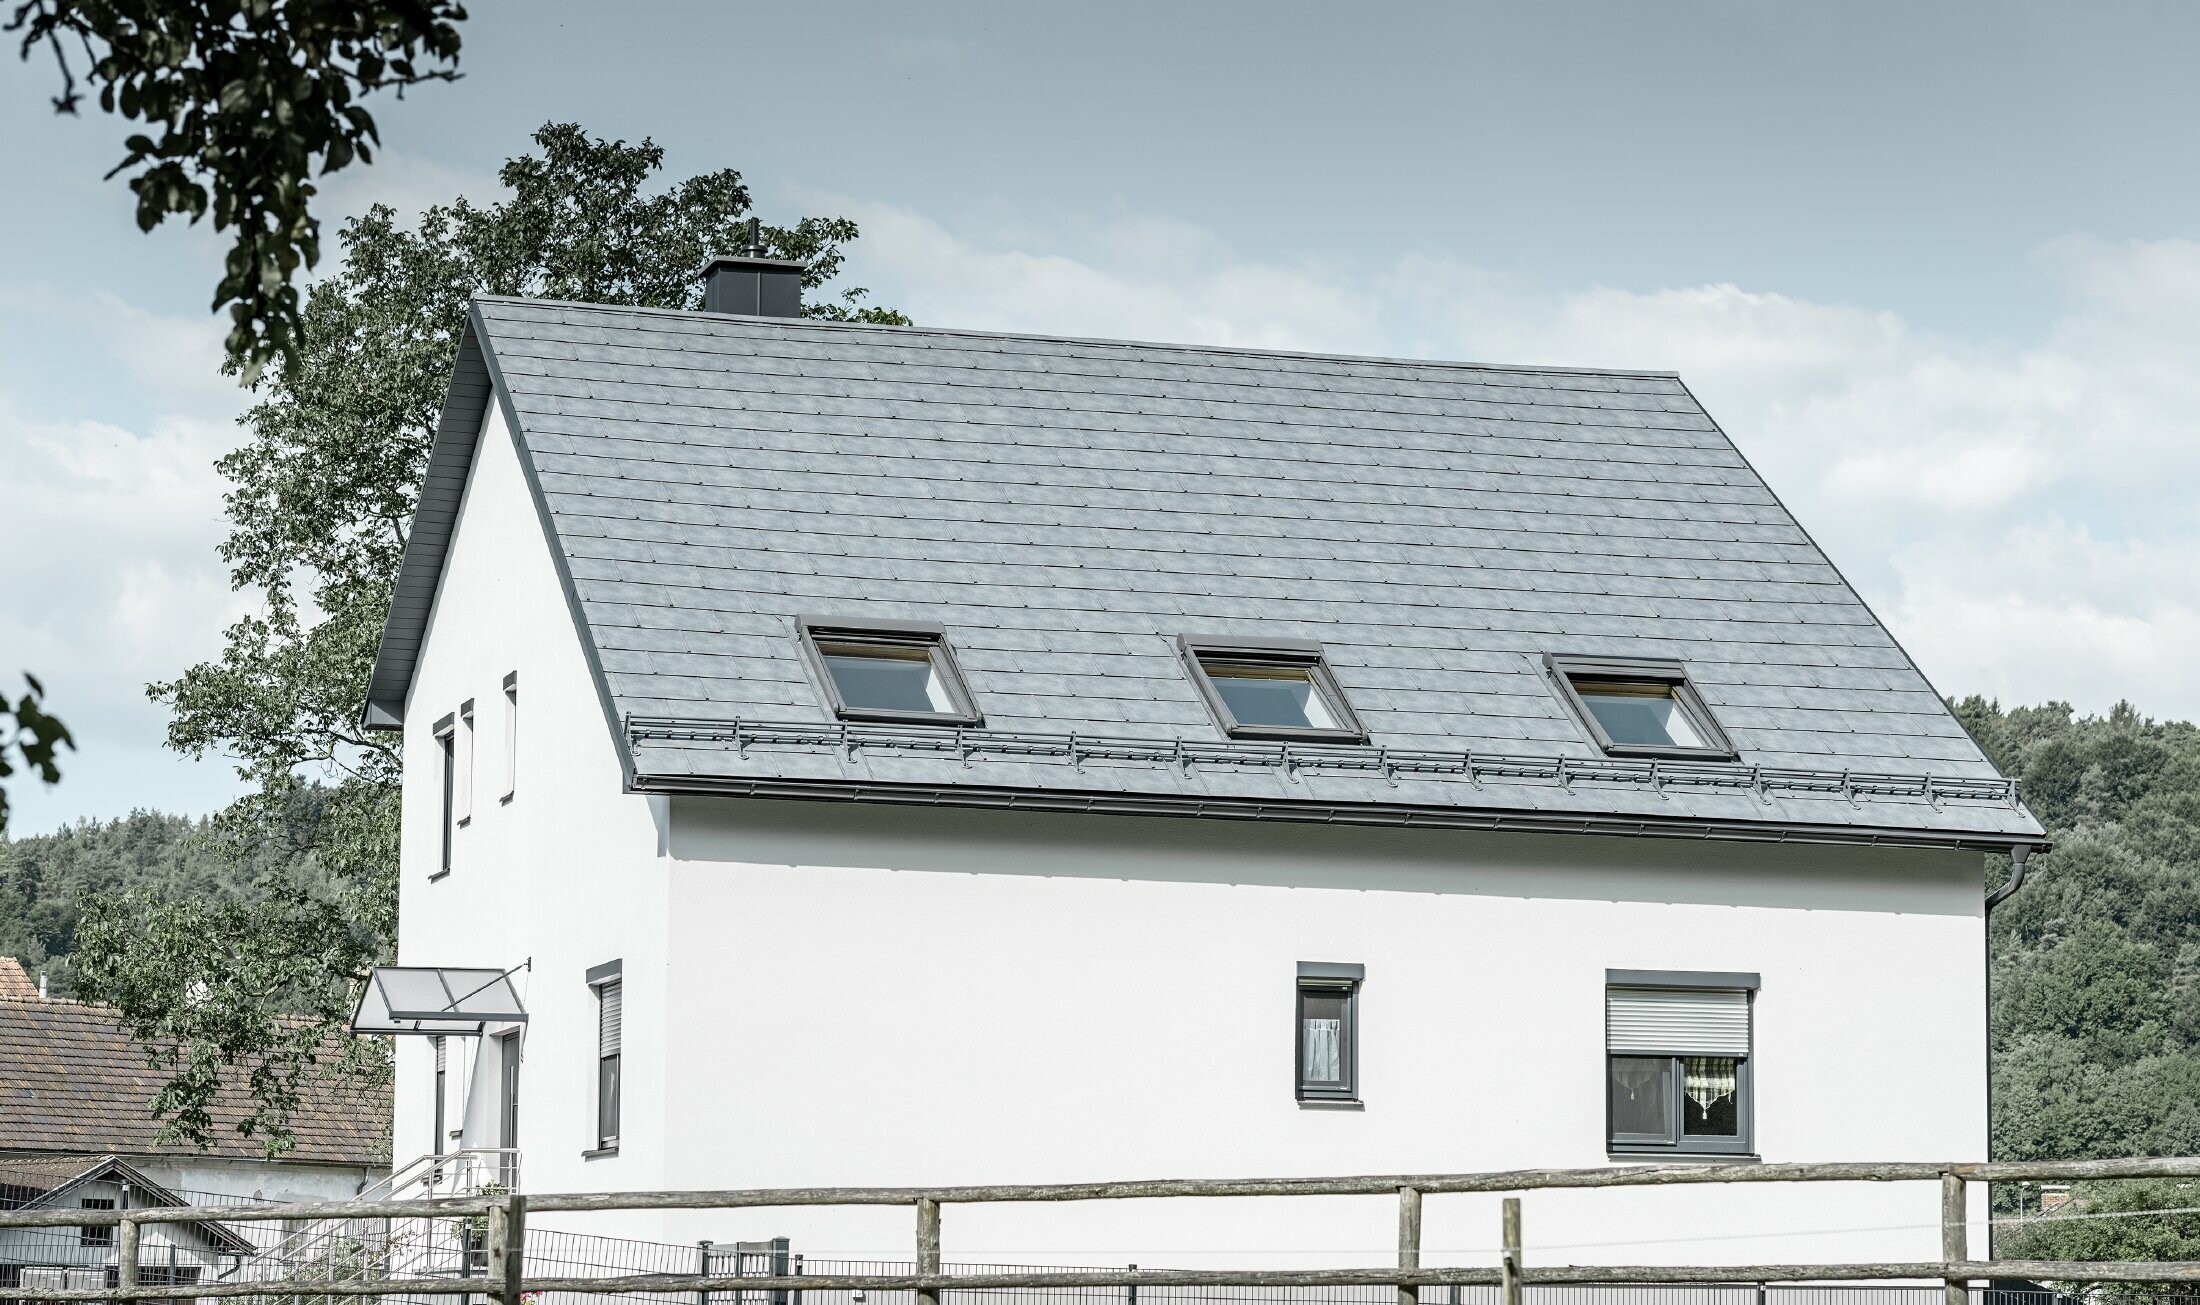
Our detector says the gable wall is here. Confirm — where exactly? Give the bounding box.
[394,398,671,1200]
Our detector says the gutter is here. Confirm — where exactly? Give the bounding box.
[629,770,2051,855]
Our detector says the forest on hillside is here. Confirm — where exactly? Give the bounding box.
[0,791,333,997]
[6,700,2197,1166]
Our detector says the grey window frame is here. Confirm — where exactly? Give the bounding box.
[587,959,622,1156]
[1296,961,1363,1103]
[1545,654,1737,761]
[432,713,457,878]
[798,618,983,727]
[1181,637,1367,743]
[1604,969,1758,1157]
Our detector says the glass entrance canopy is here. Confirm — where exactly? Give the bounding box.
[351,966,528,1036]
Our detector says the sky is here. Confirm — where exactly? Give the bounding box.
[2,1,2196,833]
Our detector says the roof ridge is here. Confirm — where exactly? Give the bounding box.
[470,294,1685,382]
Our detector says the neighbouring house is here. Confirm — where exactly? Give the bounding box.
[0,1154,253,1298]
[357,255,2046,1266]
[0,995,388,1206]
[0,958,38,1001]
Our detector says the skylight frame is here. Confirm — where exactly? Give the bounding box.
[798,617,984,727]
[1544,653,1737,761]
[1179,636,1368,744]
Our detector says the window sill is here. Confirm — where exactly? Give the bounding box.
[1607,1149,1758,1163]
[582,1146,620,1160]
[1297,1098,1364,1110]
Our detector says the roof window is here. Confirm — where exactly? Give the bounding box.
[1545,655,1735,760]
[1180,637,1365,743]
[800,620,981,726]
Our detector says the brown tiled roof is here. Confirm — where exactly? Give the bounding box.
[0,998,388,1168]
[0,958,39,1001]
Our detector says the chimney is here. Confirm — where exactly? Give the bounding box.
[700,217,806,318]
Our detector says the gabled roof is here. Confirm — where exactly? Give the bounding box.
[369,297,2044,850]
[0,1153,254,1253]
[0,999,387,1169]
[0,957,39,1001]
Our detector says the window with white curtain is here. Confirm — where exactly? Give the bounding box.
[1296,962,1362,1102]
[1605,970,1756,1154]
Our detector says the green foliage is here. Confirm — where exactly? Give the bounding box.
[0,673,72,832]
[8,0,466,376]
[0,800,318,992]
[86,122,905,1154]
[1997,1178,2200,1296]
[1959,697,2200,1264]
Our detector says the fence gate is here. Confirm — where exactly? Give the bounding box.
[704,1237,798,1305]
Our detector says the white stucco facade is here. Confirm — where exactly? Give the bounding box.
[392,401,1992,1273]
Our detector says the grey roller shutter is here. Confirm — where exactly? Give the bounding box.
[1606,986,1749,1055]
[599,980,623,1057]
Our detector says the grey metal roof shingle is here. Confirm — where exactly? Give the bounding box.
[365,297,2044,848]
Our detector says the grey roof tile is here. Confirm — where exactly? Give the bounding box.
[375,298,2045,845]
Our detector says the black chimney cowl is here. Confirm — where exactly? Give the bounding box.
[699,253,806,318]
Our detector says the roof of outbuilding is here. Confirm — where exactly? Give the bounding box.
[0,999,388,1169]
[369,297,2043,849]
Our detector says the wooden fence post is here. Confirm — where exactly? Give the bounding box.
[1941,1173,1966,1305]
[488,1193,526,1305]
[1500,1197,1522,1305]
[116,1218,138,1298]
[1397,1187,1422,1305]
[916,1197,942,1305]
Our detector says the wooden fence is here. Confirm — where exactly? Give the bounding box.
[11,1156,2200,1305]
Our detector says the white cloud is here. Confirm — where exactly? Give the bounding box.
[831,202,2199,721]
[0,293,254,832]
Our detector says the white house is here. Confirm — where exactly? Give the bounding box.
[357,254,2045,1273]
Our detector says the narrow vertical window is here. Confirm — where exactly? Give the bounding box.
[1295,962,1362,1102]
[456,700,476,824]
[434,715,456,876]
[1604,969,1757,1155]
[432,1035,448,1156]
[501,672,518,802]
[588,960,622,1152]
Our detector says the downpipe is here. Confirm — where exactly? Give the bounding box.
[1982,842,2038,1261]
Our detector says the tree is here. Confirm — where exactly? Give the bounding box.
[0,674,71,832]
[1997,1178,2200,1296]
[76,122,907,1154]
[8,0,467,376]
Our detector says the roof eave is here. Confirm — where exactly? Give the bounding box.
[360,306,500,733]
[629,770,2051,856]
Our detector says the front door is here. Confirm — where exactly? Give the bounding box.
[497,1029,520,1186]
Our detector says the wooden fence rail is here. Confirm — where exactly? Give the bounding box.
[7,1157,2199,1305]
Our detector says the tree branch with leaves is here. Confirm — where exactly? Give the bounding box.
[80,122,907,1155]
[8,0,467,377]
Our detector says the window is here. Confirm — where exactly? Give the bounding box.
[1605,969,1757,1155]
[1181,638,1366,743]
[455,700,475,824]
[1545,655,1735,760]
[798,620,981,725]
[434,714,456,876]
[588,960,622,1152]
[79,1198,114,1248]
[1296,962,1362,1102]
[501,672,518,802]
[432,1035,447,1156]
